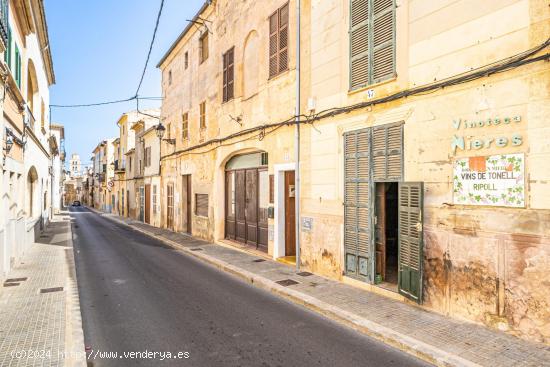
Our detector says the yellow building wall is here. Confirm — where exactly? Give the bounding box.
[302,0,550,343]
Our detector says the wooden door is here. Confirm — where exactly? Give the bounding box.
[225,172,236,240]
[398,182,423,303]
[375,183,386,279]
[166,184,174,230]
[245,169,258,247]
[235,170,246,243]
[139,187,145,222]
[343,128,372,281]
[182,175,192,234]
[257,169,269,252]
[126,190,129,217]
[144,184,151,224]
[284,171,296,256]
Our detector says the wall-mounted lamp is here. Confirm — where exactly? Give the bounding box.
[155,123,175,144]
[4,135,13,155]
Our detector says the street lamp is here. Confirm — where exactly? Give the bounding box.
[4,135,13,154]
[155,123,166,140]
[155,123,175,145]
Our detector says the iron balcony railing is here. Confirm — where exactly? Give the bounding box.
[24,105,36,131]
[0,0,8,46]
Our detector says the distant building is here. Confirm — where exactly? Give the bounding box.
[69,154,82,178]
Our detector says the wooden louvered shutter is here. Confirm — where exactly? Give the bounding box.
[398,182,423,303]
[223,47,234,102]
[372,0,395,82]
[278,3,289,73]
[344,129,373,281]
[269,11,279,78]
[227,48,234,100]
[350,0,395,89]
[372,122,402,180]
[350,0,370,89]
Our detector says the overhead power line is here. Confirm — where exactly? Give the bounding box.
[135,0,165,98]
[50,0,166,109]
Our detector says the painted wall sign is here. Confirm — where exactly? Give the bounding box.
[451,115,523,155]
[453,153,524,207]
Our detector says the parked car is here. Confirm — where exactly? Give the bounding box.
[72,201,81,206]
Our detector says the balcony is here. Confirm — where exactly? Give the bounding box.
[0,0,7,46]
[24,105,36,132]
[114,160,126,173]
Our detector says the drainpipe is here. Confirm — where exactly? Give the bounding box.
[294,0,301,271]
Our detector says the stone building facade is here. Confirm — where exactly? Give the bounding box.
[144,0,549,343]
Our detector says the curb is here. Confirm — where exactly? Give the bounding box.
[91,208,480,367]
[63,214,87,367]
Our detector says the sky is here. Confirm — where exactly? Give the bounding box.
[45,0,204,169]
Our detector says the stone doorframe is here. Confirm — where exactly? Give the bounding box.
[273,162,296,259]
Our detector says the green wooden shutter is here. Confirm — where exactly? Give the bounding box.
[14,43,20,88]
[398,182,423,303]
[349,0,370,89]
[372,122,402,181]
[372,0,395,83]
[344,128,372,281]
[350,0,395,89]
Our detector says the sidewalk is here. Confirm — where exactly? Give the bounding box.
[93,207,550,367]
[0,212,86,367]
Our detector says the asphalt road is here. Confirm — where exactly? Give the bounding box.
[70,206,431,367]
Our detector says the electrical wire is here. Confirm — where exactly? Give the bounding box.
[135,0,165,98]
[159,38,549,162]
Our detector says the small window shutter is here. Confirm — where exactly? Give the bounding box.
[269,11,278,78]
[344,128,372,281]
[372,122,402,181]
[227,48,234,100]
[398,182,423,303]
[222,52,228,101]
[350,0,370,89]
[372,0,395,83]
[278,3,289,73]
[195,193,209,217]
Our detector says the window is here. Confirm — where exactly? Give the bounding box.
[152,185,157,214]
[184,51,189,69]
[195,193,208,217]
[269,3,289,78]
[168,70,172,85]
[128,157,132,172]
[349,0,396,90]
[199,32,209,64]
[167,123,171,139]
[182,112,189,140]
[222,47,235,102]
[199,102,206,129]
[145,147,151,167]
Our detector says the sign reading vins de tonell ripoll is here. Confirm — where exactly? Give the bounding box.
[453,153,525,207]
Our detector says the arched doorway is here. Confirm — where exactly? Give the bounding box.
[27,166,38,218]
[225,152,269,252]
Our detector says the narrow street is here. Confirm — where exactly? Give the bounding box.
[70,206,430,367]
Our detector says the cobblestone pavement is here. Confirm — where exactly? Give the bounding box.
[0,213,86,367]
[96,208,550,367]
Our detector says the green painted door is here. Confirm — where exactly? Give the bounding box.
[398,182,423,303]
[343,128,373,281]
